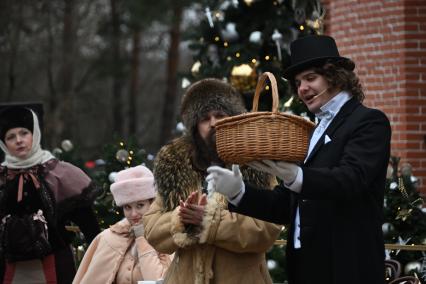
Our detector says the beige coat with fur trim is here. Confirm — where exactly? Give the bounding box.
[143,136,281,284]
[73,219,171,284]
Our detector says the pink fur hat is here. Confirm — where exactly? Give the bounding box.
[110,165,156,206]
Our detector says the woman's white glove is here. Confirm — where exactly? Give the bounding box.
[248,160,299,184]
[130,223,145,238]
[206,164,243,200]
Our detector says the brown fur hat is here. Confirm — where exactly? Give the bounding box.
[180,78,246,134]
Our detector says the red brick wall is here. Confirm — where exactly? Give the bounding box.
[322,0,426,194]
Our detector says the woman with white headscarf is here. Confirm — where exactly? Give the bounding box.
[0,105,100,284]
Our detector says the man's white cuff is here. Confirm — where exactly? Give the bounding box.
[228,183,245,205]
[284,167,303,193]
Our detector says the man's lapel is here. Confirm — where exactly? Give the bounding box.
[304,98,360,164]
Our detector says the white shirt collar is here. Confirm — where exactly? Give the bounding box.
[316,91,352,120]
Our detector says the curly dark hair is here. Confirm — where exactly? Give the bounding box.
[290,58,365,102]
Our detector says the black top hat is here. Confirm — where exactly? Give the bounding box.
[283,35,352,79]
[0,102,43,141]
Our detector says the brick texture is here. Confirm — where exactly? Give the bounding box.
[322,0,426,194]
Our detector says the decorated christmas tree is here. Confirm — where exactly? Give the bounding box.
[87,138,153,230]
[185,0,324,114]
[383,156,426,281]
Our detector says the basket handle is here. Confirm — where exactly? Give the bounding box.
[251,72,279,113]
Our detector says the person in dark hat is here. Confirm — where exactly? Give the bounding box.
[207,35,391,284]
[0,105,101,283]
[142,78,281,284]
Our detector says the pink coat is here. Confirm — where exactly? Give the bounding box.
[73,219,171,284]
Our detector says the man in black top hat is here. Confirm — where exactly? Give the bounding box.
[207,35,391,284]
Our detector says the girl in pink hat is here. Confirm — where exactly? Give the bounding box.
[73,166,171,284]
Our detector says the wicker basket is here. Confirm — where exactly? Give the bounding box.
[215,72,315,164]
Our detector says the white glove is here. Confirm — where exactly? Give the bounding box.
[130,223,145,238]
[206,164,243,200]
[248,160,299,184]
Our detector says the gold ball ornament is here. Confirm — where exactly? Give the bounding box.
[244,0,256,5]
[230,64,257,93]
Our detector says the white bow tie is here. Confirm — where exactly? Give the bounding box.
[316,110,335,122]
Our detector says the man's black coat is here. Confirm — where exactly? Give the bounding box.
[230,98,391,284]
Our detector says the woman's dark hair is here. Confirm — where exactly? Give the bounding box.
[290,58,365,102]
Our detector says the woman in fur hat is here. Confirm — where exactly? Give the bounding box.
[73,165,171,284]
[142,78,281,284]
[0,105,100,283]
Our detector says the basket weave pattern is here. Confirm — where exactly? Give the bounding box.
[216,72,315,164]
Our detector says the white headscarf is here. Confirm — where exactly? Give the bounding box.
[0,110,55,169]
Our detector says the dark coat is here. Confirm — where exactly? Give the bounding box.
[230,98,391,284]
[0,159,100,284]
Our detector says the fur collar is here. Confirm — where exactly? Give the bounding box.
[154,135,275,211]
[110,218,131,235]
